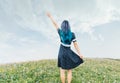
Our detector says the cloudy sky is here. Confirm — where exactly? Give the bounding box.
[0,0,120,64]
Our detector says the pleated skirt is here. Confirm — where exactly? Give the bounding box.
[58,44,84,69]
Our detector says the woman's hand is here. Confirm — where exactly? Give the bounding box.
[46,12,51,18]
[79,54,83,59]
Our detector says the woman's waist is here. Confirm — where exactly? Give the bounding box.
[61,42,71,47]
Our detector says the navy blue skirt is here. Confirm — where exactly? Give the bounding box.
[58,44,84,69]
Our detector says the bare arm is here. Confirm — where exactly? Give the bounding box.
[46,12,59,30]
[73,41,83,59]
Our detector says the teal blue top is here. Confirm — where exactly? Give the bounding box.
[57,28,76,45]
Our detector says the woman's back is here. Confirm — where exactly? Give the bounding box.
[58,28,76,45]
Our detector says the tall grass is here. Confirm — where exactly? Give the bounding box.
[0,58,120,83]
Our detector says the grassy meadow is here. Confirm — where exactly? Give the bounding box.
[0,58,120,83]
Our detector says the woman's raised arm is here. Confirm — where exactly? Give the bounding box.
[46,12,59,30]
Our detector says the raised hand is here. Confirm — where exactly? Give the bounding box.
[79,54,84,59]
[46,12,51,18]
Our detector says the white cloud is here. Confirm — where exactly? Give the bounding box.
[0,31,15,42]
[0,0,120,63]
[3,0,119,41]
[68,0,120,41]
[98,34,104,41]
[0,35,58,64]
[1,0,120,41]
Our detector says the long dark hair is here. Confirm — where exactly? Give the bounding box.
[60,20,72,43]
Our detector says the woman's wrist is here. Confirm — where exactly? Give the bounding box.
[79,53,83,59]
[46,12,51,18]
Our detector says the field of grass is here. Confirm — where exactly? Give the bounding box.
[0,58,120,83]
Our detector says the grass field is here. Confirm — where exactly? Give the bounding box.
[0,58,120,83]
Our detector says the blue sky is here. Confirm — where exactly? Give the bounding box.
[0,0,120,64]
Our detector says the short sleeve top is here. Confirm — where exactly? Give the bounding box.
[57,28,76,45]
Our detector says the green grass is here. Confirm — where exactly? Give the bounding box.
[0,58,120,83]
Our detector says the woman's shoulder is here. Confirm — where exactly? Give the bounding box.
[71,32,75,35]
[57,28,61,33]
[71,32,76,39]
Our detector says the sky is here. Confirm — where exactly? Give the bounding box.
[0,0,120,64]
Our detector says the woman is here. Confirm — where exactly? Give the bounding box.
[47,12,84,83]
